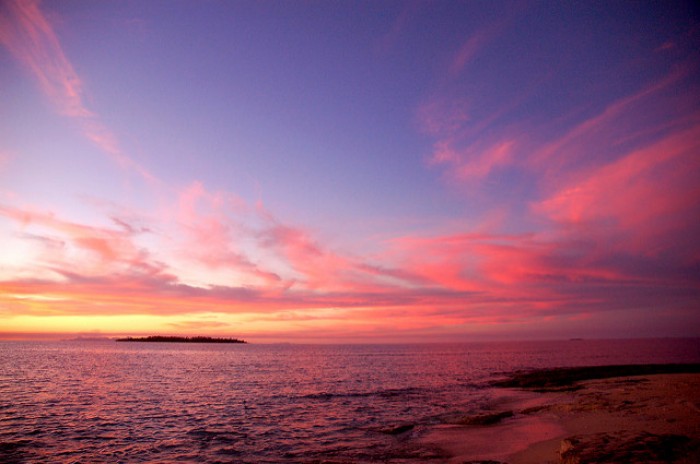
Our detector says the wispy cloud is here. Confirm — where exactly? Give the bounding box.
[374,1,422,56]
[0,202,163,281]
[534,122,700,262]
[448,22,504,79]
[172,181,286,288]
[528,64,695,178]
[444,6,524,81]
[0,0,155,181]
[255,202,425,293]
[0,0,88,118]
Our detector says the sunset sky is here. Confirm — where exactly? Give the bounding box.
[1,1,699,342]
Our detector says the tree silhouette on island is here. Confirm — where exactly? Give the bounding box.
[115,335,246,344]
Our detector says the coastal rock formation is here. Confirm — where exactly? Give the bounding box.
[426,368,700,464]
[460,461,508,464]
[492,364,700,391]
[457,411,514,426]
[461,461,508,464]
[559,431,692,464]
[379,424,415,435]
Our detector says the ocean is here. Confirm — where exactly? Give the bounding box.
[1,338,698,463]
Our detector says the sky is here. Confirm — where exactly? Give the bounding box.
[1,0,699,343]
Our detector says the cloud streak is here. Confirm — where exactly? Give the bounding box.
[3,168,697,337]
[0,0,155,181]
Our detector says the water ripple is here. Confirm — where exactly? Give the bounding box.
[1,339,698,462]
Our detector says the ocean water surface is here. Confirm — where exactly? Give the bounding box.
[1,338,699,463]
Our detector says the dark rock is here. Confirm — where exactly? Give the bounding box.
[457,410,514,426]
[559,431,691,463]
[379,424,414,435]
[493,364,700,391]
[461,461,509,464]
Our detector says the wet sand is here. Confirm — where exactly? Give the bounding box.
[419,365,700,463]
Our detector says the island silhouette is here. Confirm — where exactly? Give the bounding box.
[115,336,246,344]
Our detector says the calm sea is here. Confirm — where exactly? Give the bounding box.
[1,338,698,463]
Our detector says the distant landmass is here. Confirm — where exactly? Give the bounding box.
[65,336,113,342]
[115,336,247,344]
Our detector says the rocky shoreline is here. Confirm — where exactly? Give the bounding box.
[491,363,700,391]
[419,364,700,463]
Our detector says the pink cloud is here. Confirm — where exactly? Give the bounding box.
[0,0,89,118]
[418,95,529,185]
[448,28,493,78]
[426,136,517,184]
[384,215,697,327]
[417,97,472,138]
[0,0,155,181]
[257,207,376,292]
[2,159,697,332]
[529,64,693,181]
[535,123,700,260]
[447,15,515,79]
[374,1,422,56]
[0,203,158,278]
[169,182,285,288]
[388,232,528,291]
[421,47,700,198]
[1,186,429,321]
[455,140,515,180]
[414,53,700,312]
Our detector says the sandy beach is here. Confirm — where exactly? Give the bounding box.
[419,366,700,463]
